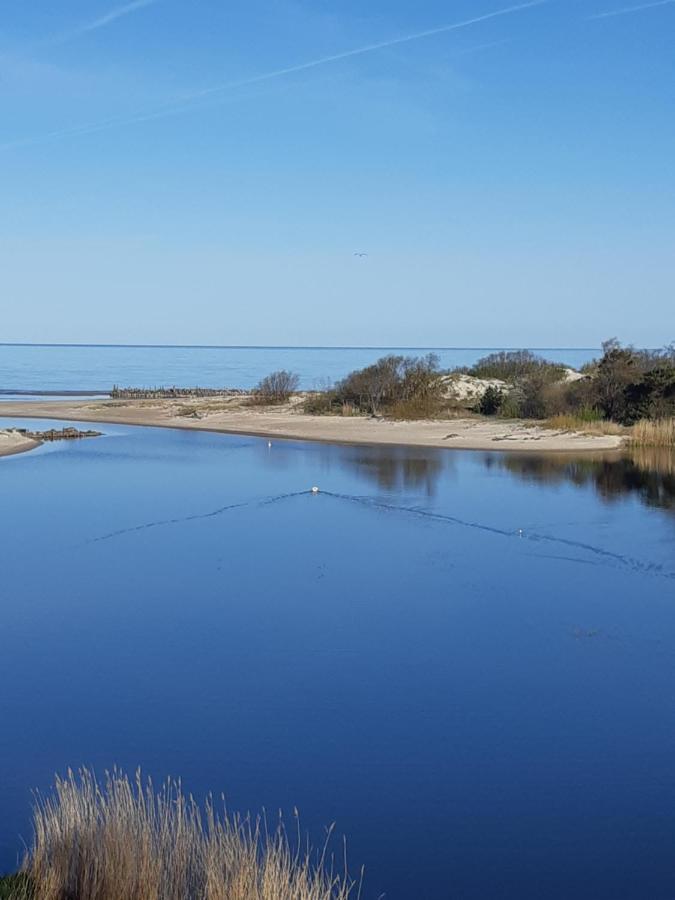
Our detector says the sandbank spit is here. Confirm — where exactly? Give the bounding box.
[0,398,624,453]
[0,429,39,458]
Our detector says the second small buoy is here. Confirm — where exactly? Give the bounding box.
[311,486,320,494]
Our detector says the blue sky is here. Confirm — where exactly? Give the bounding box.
[1,0,673,346]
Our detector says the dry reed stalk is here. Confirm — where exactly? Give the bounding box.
[543,415,625,436]
[629,418,675,447]
[22,769,359,900]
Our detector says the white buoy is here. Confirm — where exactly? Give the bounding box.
[311,486,320,494]
[267,441,272,448]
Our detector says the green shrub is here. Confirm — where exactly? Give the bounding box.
[590,340,640,421]
[491,339,675,424]
[479,386,504,416]
[519,374,556,418]
[499,394,523,418]
[622,366,675,423]
[583,340,675,424]
[573,405,603,422]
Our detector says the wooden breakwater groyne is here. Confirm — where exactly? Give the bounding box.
[14,427,102,442]
[111,386,247,400]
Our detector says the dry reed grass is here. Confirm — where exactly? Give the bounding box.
[543,415,625,436]
[629,418,675,447]
[18,768,359,900]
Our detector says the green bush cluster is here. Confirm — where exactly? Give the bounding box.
[476,341,675,424]
[478,385,505,416]
[587,340,675,423]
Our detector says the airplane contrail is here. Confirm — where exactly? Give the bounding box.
[179,0,549,103]
[587,0,675,19]
[0,0,548,150]
[43,0,159,46]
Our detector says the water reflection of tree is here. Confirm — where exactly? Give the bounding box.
[258,440,450,495]
[488,449,675,513]
[338,446,449,495]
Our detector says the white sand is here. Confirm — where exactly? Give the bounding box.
[0,429,40,458]
[441,373,508,403]
[0,399,624,453]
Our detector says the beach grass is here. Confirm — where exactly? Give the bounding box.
[0,874,32,899]
[543,414,625,436]
[12,768,359,900]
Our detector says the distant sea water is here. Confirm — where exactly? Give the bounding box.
[0,344,599,395]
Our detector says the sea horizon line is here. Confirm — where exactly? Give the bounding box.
[0,342,602,351]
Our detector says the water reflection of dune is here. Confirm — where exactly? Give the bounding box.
[490,450,675,513]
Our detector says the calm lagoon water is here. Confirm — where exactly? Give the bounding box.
[0,344,598,393]
[1,418,675,898]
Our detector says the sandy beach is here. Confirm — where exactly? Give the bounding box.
[0,429,40,458]
[0,398,625,452]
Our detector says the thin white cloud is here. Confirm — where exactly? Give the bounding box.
[181,0,548,103]
[44,0,159,46]
[588,0,675,19]
[1,0,548,150]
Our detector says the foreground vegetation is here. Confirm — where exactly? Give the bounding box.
[0,876,30,900]
[1,769,358,900]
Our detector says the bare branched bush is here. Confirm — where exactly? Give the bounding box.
[19,768,359,900]
[470,350,567,383]
[334,354,444,417]
[252,371,300,405]
[302,391,340,415]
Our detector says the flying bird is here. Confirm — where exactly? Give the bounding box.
[354,252,368,257]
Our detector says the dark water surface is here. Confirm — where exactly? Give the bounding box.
[1,419,674,899]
